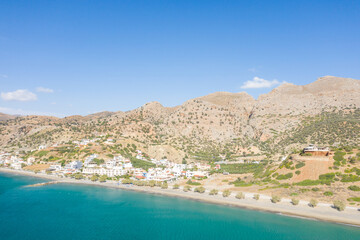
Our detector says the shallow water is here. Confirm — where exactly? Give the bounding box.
[1,172,359,240]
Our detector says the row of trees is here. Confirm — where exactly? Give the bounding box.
[82,174,348,211]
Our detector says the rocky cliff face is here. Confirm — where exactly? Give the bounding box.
[1,76,359,159]
[255,76,360,116]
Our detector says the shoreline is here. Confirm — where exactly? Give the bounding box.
[1,168,360,228]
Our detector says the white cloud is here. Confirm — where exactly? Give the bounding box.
[240,77,284,89]
[1,89,37,101]
[36,87,54,93]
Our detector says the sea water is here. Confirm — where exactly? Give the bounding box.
[0,172,359,240]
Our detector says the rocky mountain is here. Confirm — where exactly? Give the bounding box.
[0,76,359,162]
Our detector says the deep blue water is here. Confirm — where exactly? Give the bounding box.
[0,173,359,240]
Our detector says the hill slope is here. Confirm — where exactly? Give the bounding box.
[0,76,359,161]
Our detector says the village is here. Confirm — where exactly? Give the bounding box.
[0,139,220,183]
[0,141,333,186]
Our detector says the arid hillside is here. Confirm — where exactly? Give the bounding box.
[0,113,16,121]
[0,76,359,161]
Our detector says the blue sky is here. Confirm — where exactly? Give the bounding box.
[1,0,359,117]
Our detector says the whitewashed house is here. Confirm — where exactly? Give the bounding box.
[65,161,82,170]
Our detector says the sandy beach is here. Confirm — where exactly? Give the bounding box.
[1,167,359,227]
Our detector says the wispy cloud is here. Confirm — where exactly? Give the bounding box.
[1,89,37,101]
[36,87,54,93]
[240,77,284,89]
[0,74,8,78]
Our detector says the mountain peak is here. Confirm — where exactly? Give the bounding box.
[196,91,255,106]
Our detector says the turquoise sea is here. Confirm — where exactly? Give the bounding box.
[1,172,359,240]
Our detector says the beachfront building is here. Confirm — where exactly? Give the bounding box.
[65,161,83,171]
[145,168,175,181]
[82,167,127,177]
[10,162,23,170]
[185,170,209,179]
[132,168,147,178]
[49,164,62,171]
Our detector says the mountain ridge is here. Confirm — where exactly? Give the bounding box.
[0,76,359,162]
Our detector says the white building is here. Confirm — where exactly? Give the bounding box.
[146,168,175,181]
[185,170,208,178]
[65,161,82,170]
[11,162,22,170]
[27,157,35,165]
[82,167,127,177]
[49,164,62,171]
[38,145,46,150]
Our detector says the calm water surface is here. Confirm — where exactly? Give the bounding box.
[0,172,359,240]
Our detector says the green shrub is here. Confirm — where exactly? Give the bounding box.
[341,175,360,182]
[99,175,107,182]
[333,200,346,211]
[183,185,191,192]
[161,182,168,189]
[235,192,245,199]
[295,170,301,175]
[291,198,299,205]
[74,173,84,180]
[295,178,333,186]
[230,177,254,187]
[324,191,333,196]
[347,197,360,202]
[222,190,231,197]
[348,185,360,191]
[254,194,260,200]
[295,179,320,186]
[90,175,98,181]
[36,151,49,157]
[186,180,201,185]
[121,178,132,184]
[149,180,156,187]
[334,151,346,166]
[92,158,105,165]
[209,189,218,195]
[295,162,305,169]
[220,163,265,174]
[173,184,180,189]
[319,173,335,181]
[280,160,294,169]
[130,157,156,171]
[271,195,281,203]
[272,173,279,178]
[194,187,206,193]
[309,199,318,207]
[276,173,293,180]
